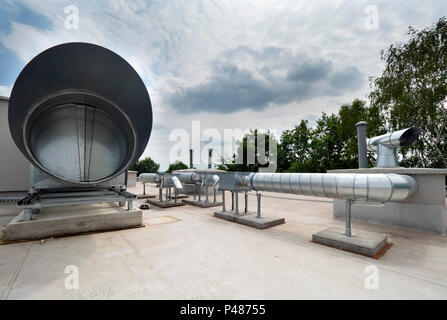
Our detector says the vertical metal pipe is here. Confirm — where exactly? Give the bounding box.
[213,189,216,203]
[194,184,197,200]
[198,186,201,202]
[128,200,133,211]
[345,199,352,237]
[231,191,234,210]
[205,186,209,202]
[174,188,178,203]
[168,187,171,201]
[356,121,368,169]
[244,191,248,213]
[208,149,213,169]
[222,190,226,211]
[124,169,128,188]
[159,187,162,202]
[143,183,146,195]
[189,149,194,169]
[235,192,239,214]
[165,188,168,201]
[256,192,261,218]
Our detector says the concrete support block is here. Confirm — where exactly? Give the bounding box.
[147,199,186,208]
[312,227,388,258]
[2,205,143,242]
[182,199,222,208]
[136,194,156,199]
[214,210,285,229]
[235,214,285,229]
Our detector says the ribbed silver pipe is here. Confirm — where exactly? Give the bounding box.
[202,174,219,189]
[175,172,199,184]
[139,173,159,184]
[245,173,417,202]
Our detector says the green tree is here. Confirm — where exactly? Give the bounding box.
[278,99,384,172]
[218,129,278,172]
[166,160,188,173]
[369,17,447,168]
[129,157,160,176]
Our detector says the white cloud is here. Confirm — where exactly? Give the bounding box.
[1,0,446,169]
[0,85,11,97]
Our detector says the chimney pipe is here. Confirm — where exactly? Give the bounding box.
[356,121,368,169]
[208,149,213,169]
[189,149,193,169]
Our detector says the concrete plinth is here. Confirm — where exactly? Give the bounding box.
[147,199,186,208]
[214,210,285,229]
[182,199,222,208]
[235,214,285,229]
[2,204,143,242]
[136,194,156,199]
[312,227,388,258]
[214,210,239,222]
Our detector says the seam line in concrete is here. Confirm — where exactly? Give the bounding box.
[4,242,33,300]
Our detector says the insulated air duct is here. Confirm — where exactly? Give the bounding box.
[244,172,417,203]
[9,42,153,186]
[367,127,420,167]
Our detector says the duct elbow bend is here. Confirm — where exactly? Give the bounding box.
[386,174,418,202]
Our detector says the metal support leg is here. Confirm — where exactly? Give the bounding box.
[256,192,261,218]
[222,190,226,211]
[235,192,239,215]
[345,199,352,237]
[168,188,171,201]
[165,188,168,202]
[244,191,248,213]
[174,188,178,203]
[23,209,32,221]
[205,186,209,202]
[143,183,146,195]
[194,185,197,200]
[213,189,216,203]
[128,200,133,211]
[159,187,162,202]
[198,186,201,202]
[231,191,234,210]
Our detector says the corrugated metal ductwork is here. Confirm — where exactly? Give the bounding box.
[9,42,153,186]
[245,173,417,203]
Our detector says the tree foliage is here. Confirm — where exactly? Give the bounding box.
[217,129,278,172]
[369,17,447,168]
[166,160,189,173]
[129,157,160,176]
[277,99,385,172]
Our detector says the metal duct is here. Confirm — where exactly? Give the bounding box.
[189,149,194,169]
[367,127,420,167]
[176,172,200,184]
[139,173,159,184]
[202,174,219,189]
[245,173,417,203]
[208,149,213,169]
[9,43,153,186]
[356,121,368,169]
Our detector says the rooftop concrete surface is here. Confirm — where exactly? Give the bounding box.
[1,182,447,299]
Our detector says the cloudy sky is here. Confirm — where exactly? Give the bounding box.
[0,0,445,169]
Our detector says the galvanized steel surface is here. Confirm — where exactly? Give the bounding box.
[245,172,417,202]
[9,42,153,185]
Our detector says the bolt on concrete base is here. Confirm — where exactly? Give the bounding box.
[312,227,389,258]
